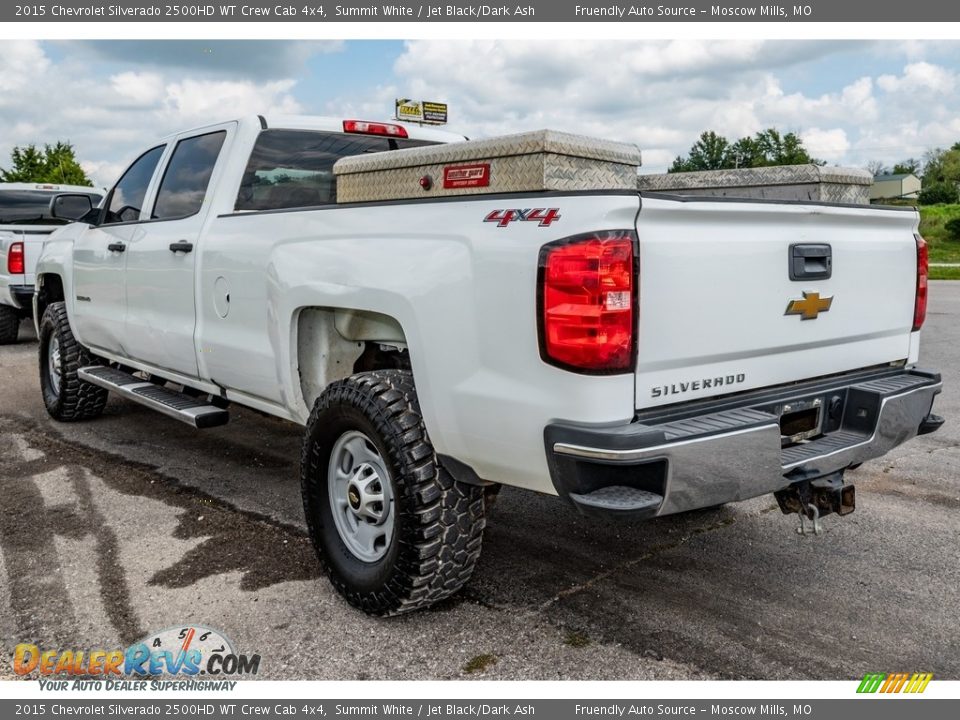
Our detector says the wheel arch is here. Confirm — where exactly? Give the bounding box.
[295,306,411,416]
[34,273,66,335]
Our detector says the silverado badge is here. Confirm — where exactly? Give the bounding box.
[785,291,833,320]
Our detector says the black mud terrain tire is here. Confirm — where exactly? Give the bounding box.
[39,302,108,421]
[301,370,485,615]
[0,304,19,344]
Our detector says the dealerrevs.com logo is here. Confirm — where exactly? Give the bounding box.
[13,625,260,690]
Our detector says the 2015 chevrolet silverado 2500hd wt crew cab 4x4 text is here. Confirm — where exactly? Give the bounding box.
[0,183,103,344]
[34,116,944,615]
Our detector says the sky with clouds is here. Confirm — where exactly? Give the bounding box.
[1,39,958,187]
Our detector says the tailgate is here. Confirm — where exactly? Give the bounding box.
[1,226,55,287]
[635,197,920,409]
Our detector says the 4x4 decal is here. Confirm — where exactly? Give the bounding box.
[484,208,561,228]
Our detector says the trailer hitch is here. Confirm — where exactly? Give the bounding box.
[774,471,855,536]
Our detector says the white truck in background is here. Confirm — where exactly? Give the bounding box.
[0,183,103,343]
[34,116,944,615]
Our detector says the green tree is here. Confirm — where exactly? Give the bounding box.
[944,217,960,241]
[669,131,731,172]
[942,147,960,186]
[752,129,820,166]
[0,142,92,186]
[918,182,958,205]
[922,147,947,182]
[892,158,921,175]
[669,128,822,173]
[728,136,764,168]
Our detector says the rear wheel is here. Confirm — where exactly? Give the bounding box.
[301,370,486,615]
[0,305,19,345]
[38,302,108,421]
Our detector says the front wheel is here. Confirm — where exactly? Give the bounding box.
[38,302,108,421]
[300,370,486,615]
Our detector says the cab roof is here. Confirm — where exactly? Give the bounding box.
[164,115,467,145]
[0,182,104,194]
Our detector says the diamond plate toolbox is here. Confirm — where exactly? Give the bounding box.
[636,164,873,204]
[333,129,643,203]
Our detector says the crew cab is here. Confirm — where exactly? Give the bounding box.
[0,183,102,343]
[34,116,943,614]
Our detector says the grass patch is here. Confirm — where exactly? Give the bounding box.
[918,204,960,264]
[930,266,960,280]
[564,631,591,648]
[463,653,498,674]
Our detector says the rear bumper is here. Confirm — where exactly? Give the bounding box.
[545,368,942,519]
[4,284,33,314]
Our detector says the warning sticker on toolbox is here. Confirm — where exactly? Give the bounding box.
[443,163,491,189]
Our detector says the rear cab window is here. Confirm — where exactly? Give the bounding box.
[235,130,438,212]
[0,189,103,226]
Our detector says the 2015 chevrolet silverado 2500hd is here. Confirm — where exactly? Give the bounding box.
[0,183,102,344]
[34,115,943,614]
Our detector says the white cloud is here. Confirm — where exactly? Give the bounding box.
[110,71,166,106]
[162,79,301,122]
[2,40,960,187]
[877,62,956,94]
[0,41,50,94]
[802,128,851,162]
[357,40,957,172]
[0,44,304,186]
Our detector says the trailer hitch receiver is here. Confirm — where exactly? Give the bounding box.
[774,471,855,535]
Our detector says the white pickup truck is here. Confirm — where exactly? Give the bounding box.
[35,115,943,615]
[0,183,103,343]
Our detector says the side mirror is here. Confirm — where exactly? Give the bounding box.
[49,194,94,222]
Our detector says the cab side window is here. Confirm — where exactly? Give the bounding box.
[152,131,227,220]
[103,145,165,225]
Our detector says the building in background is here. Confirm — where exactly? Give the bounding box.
[870,172,922,201]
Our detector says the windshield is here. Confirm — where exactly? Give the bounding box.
[0,189,103,226]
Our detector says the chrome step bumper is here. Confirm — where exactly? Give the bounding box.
[546,369,942,519]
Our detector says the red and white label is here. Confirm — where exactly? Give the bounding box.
[443,163,491,189]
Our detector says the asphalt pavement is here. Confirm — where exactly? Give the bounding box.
[1,283,958,680]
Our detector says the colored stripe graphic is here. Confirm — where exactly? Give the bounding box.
[857,673,886,693]
[857,672,932,694]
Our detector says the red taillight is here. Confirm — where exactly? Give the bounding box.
[538,232,636,373]
[7,242,24,275]
[913,234,928,332]
[342,120,408,138]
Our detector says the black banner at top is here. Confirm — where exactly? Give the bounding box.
[5,0,960,22]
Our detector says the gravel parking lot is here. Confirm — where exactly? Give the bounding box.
[1,283,958,681]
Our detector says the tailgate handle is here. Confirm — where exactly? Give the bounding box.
[790,244,832,281]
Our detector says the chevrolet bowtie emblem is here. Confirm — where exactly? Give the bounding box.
[785,291,833,320]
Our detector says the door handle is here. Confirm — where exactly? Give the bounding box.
[169,241,194,254]
[107,242,126,253]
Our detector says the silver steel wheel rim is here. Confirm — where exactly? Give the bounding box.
[327,430,395,563]
[48,336,62,396]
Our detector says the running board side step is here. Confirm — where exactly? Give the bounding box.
[79,366,229,429]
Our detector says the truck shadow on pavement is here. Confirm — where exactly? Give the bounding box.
[0,417,320,651]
